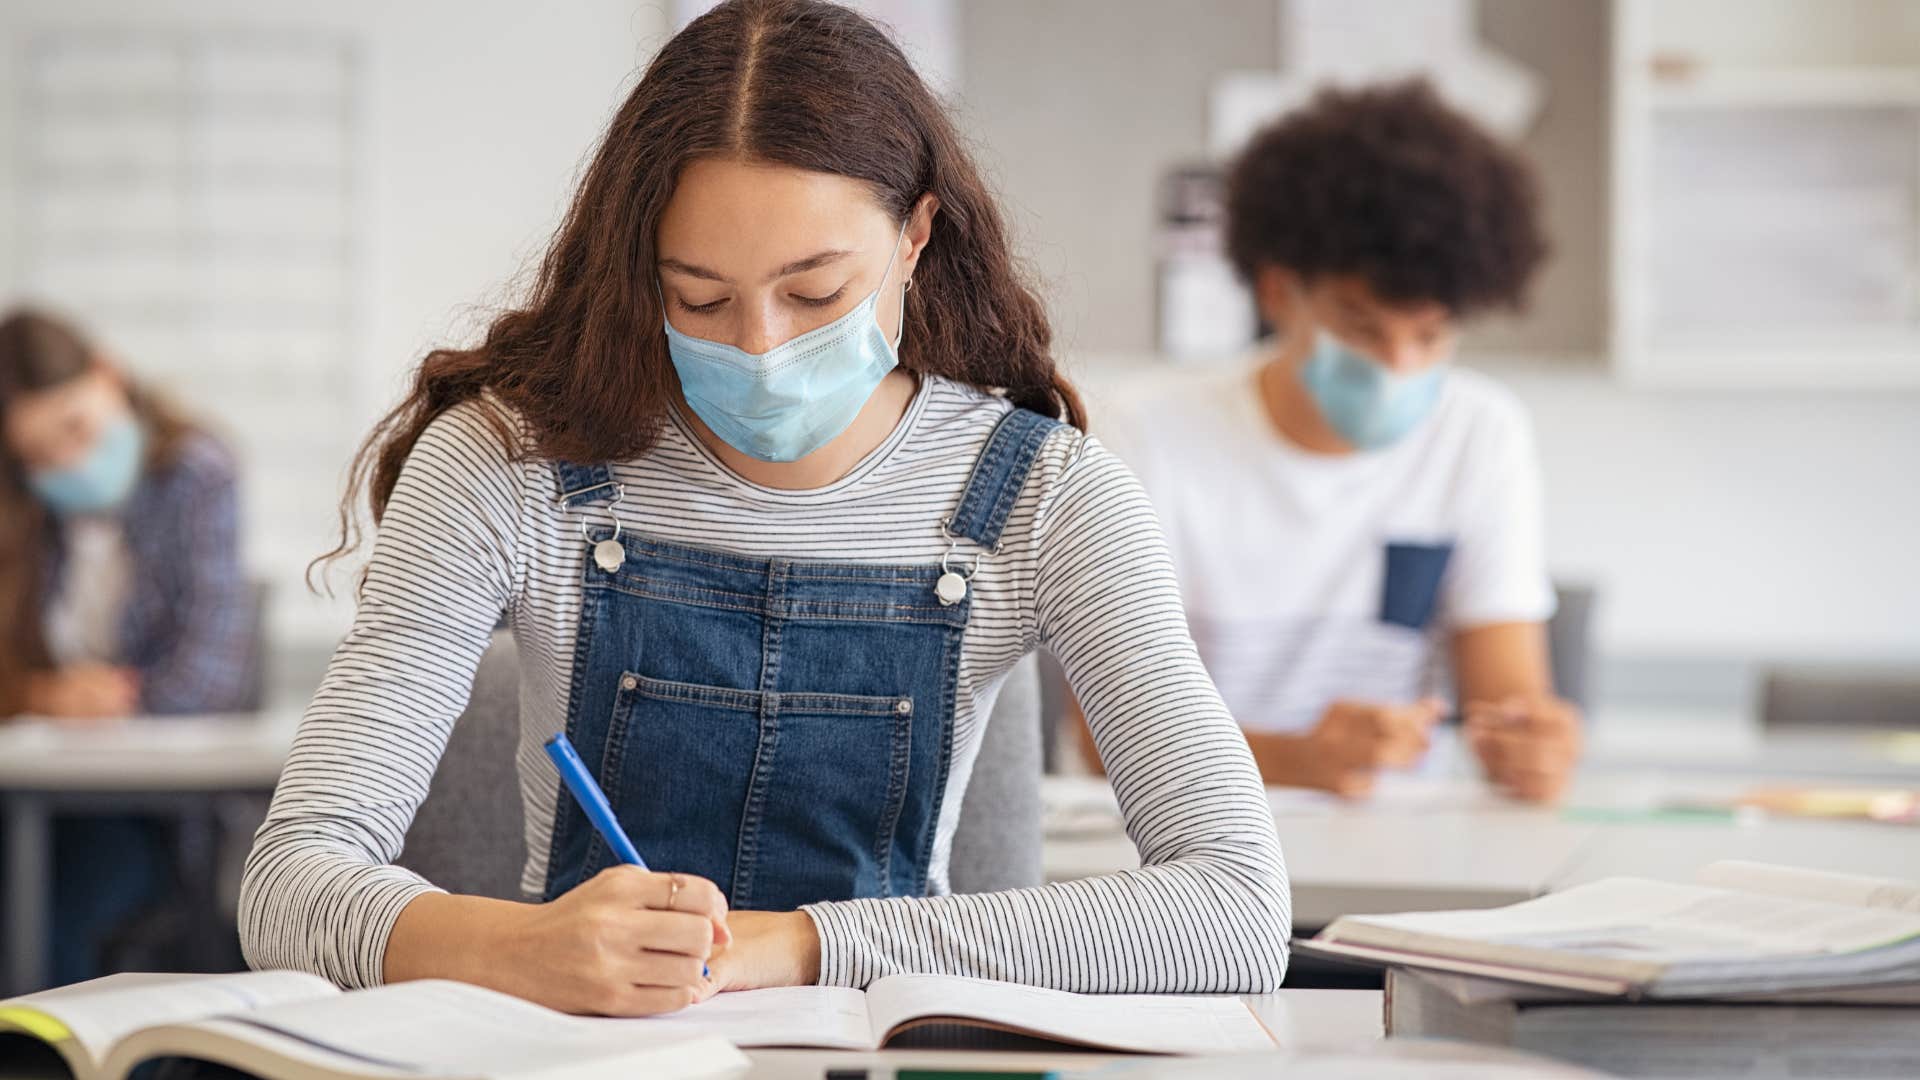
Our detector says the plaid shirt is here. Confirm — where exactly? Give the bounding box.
[42,431,259,714]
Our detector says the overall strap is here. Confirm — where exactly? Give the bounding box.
[944,406,1067,552]
[552,461,620,508]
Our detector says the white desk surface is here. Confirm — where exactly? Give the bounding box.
[1552,813,1920,891]
[1046,777,1594,927]
[0,713,296,790]
[1045,726,1920,927]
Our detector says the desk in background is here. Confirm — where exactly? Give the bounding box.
[1045,723,1920,931]
[0,714,296,996]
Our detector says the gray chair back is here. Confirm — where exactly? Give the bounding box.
[1549,582,1597,714]
[947,656,1044,893]
[397,634,527,899]
[398,636,1045,900]
[1762,666,1920,731]
[239,579,272,712]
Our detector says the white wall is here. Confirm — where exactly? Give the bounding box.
[1487,361,1920,663]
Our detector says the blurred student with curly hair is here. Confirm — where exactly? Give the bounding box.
[1091,80,1582,803]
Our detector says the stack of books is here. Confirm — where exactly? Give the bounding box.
[1299,860,1920,1078]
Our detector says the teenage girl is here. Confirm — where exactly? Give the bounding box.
[240,0,1289,1014]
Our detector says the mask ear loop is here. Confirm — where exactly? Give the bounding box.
[878,211,911,353]
[893,276,912,351]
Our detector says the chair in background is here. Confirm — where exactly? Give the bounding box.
[237,579,273,714]
[948,657,1044,893]
[1549,582,1597,715]
[396,633,529,899]
[1761,666,1920,731]
[399,635,1046,900]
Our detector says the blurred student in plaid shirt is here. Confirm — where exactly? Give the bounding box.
[1,306,260,986]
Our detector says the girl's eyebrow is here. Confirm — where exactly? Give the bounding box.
[658,249,856,284]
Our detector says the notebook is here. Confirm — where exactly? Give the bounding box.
[1297,860,1920,1000]
[621,973,1276,1054]
[0,972,746,1080]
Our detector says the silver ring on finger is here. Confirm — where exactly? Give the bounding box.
[666,872,683,912]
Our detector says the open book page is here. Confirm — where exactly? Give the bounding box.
[1,970,339,1067]
[863,974,1274,1055]
[609,986,875,1049]
[1698,860,1920,913]
[219,980,744,1079]
[1341,877,1920,968]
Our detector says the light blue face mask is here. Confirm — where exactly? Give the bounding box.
[663,221,909,463]
[1298,330,1447,451]
[30,412,146,515]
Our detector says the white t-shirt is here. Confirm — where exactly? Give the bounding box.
[1099,360,1554,734]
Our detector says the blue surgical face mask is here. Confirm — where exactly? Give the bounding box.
[1298,329,1447,450]
[663,221,909,463]
[30,412,146,516]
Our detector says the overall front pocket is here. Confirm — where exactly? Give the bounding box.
[595,673,915,911]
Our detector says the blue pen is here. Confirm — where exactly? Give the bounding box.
[546,732,711,978]
[544,731,648,867]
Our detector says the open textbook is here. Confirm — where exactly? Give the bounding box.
[630,973,1275,1054]
[0,972,745,1080]
[0,970,1273,1079]
[1298,860,1920,1000]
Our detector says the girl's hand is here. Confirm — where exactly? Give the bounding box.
[391,867,732,1017]
[706,909,821,992]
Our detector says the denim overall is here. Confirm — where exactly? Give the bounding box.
[541,407,1063,911]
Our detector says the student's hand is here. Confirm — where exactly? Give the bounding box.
[1251,699,1444,797]
[1285,697,1445,798]
[472,866,730,1016]
[1464,694,1583,803]
[26,664,140,721]
[706,909,821,993]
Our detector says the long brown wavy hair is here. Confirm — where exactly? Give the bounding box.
[318,0,1082,588]
[0,307,197,714]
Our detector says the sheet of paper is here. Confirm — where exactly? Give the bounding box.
[228,980,745,1078]
[1351,877,1920,964]
[600,985,875,1049]
[4,970,337,1065]
[865,974,1274,1055]
[1699,860,1920,914]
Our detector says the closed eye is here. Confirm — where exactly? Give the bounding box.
[793,286,847,308]
[675,296,728,314]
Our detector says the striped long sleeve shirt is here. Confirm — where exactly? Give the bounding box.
[238,375,1291,993]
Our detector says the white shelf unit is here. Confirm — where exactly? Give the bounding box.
[14,27,369,639]
[1611,0,1920,387]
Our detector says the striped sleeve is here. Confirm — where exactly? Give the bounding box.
[237,400,528,989]
[802,436,1293,993]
